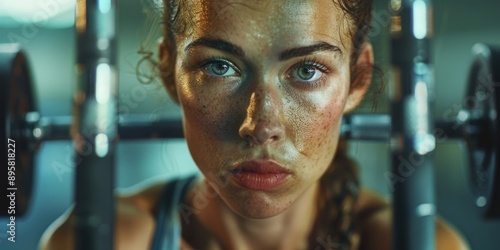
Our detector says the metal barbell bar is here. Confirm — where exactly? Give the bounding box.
[22,112,389,142]
[22,110,468,142]
[73,0,117,249]
[2,44,499,218]
[390,0,435,249]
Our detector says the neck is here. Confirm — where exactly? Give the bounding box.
[195,180,320,250]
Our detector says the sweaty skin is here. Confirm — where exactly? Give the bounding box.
[159,0,372,248]
[174,0,354,220]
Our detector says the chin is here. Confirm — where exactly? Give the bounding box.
[215,183,299,219]
[227,195,294,219]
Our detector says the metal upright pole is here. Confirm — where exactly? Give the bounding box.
[74,0,117,249]
[390,0,435,249]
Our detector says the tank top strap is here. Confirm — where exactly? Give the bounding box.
[150,175,198,250]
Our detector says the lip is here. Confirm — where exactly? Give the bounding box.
[230,160,291,191]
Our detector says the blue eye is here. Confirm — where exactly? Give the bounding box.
[204,61,238,77]
[292,65,323,82]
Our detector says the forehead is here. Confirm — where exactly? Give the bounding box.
[179,0,351,52]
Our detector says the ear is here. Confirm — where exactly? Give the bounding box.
[344,42,374,113]
[159,39,180,103]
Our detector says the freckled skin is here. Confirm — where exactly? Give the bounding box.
[173,0,355,219]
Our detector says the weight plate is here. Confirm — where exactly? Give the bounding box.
[464,43,500,218]
[0,44,37,217]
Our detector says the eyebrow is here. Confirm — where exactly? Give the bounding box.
[279,42,342,61]
[185,37,342,60]
[185,38,245,57]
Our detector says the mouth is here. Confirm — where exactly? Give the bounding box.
[229,160,292,191]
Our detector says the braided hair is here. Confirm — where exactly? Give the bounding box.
[156,1,376,249]
[308,138,361,250]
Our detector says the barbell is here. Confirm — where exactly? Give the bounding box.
[1,44,37,219]
[1,43,499,219]
[464,43,500,218]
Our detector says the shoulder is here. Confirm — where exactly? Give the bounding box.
[38,178,169,250]
[356,188,470,250]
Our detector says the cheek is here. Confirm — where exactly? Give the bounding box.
[288,85,348,162]
[178,75,226,135]
[175,74,245,164]
[306,107,343,154]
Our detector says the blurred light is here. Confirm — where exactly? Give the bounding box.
[97,38,109,50]
[457,110,470,123]
[391,0,402,11]
[416,203,435,217]
[33,128,42,139]
[76,0,86,32]
[414,131,435,155]
[415,80,428,114]
[413,0,428,39]
[0,0,75,28]
[472,43,491,59]
[476,196,487,207]
[95,133,109,158]
[96,63,111,104]
[391,16,402,33]
[98,0,111,14]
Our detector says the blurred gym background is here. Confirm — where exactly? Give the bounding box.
[1,0,499,249]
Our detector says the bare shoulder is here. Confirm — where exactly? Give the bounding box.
[38,178,168,250]
[356,188,470,250]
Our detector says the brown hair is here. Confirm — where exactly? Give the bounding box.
[157,0,376,249]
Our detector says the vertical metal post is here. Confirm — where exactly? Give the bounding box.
[390,0,435,249]
[74,0,117,249]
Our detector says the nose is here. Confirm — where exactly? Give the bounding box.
[238,87,285,146]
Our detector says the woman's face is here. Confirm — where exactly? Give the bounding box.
[167,0,365,219]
